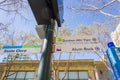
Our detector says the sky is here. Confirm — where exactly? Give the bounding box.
[0,0,120,62]
[0,0,119,32]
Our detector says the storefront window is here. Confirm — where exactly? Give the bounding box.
[6,72,17,79]
[69,72,78,79]
[16,72,26,79]
[59,71,68,80]
[58,71,88,80]
[6,72,35,80]
[26,72,34,78]
[79,71,88,80]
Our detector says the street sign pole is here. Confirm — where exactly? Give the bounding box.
[37,20,55,80]
[27,0,64,79]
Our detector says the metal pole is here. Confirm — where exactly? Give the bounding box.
[37,20,55,80]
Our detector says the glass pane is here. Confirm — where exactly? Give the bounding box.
[25,79,34,80]
[69,72,78,79]
[79,71,88,79]
[7,72,16,78]
[15,79,24,80]
[6,79,15,80]
[59,71,68,79]
[16,72,26,78]
[25,72,34,78]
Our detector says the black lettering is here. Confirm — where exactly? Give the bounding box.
[76,39,82,41]
[72,48,83,51]
[16,49,27,52]
[4,49,15,52]
[84,39,91,41]
[84,47,93,50]
[63,39,75,42]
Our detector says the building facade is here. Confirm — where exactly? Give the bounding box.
[0,59,112,80]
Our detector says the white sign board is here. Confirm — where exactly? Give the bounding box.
[55,36,99,44]
[0,46,41,54]
[54,44,101,52]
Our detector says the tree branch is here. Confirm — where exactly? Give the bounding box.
[99,10,120,18]
[0,23,8,31]
[0,7,18,12]
[100,0,117,10]
[0,27,8,31]
[68,0,120,18]
[0,0,7,5]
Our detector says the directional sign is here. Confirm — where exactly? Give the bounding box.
[53,44,101,52]
[55,36,99,44]
[0,46,41,54]
[28,0,64,27]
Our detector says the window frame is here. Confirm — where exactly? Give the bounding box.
[58,70,89,80]
[6,71,35,80]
